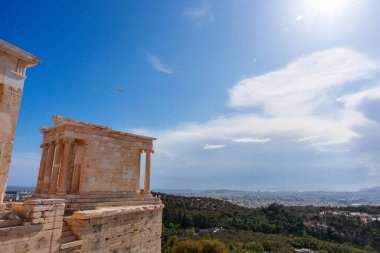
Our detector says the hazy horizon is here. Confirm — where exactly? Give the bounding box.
[6,185,380,193]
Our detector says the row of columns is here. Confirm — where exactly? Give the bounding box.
[35,138,75,195]
[136,149,153,194]
[36,142,153,196]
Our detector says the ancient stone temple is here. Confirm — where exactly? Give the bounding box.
[0,40,40,205]
[32,116,160,210]
[33,116,155,198]
[0,40,163,253]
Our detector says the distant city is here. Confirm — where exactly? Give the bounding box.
[155,186,380,208]
[6,185,380,207]
[4,186,34,202]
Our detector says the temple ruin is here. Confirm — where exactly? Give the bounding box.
[32,116,160,210]
[0,40,40,205]
[0,39,163,253]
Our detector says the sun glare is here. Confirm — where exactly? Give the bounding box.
[295,0,363,27]
[309,0,349,14]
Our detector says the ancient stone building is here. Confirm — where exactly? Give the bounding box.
[33,116,155,197]
[0,40,40,204]
[0,40,163,253]
[32,116,160,209]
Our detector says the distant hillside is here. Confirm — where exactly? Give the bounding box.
[6,185,35,191]
[359,186,380,192]
[157,191,304,234]
[158,187,380,207]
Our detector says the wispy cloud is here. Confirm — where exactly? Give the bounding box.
[337,85,380,108]
[233,137,271,143]
[182,3,215,23]
[296,136,320,142]
[145,52,173,74]
[203,144,226,150]
[226,48,380,146]
[229,48,379,113]
[132,47,380,189]
[143,48,380,151]
[138,48,380,153]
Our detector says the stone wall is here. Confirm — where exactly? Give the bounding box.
[0,199,65,252]
[66,204,163,253]
[0,40,40,204]
[0,75,24,204]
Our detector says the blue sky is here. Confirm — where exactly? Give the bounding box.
[2,0,380,190]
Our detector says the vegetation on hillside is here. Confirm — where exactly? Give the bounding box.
[155,192,380,253]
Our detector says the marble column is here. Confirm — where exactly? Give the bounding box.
[42,142,56,193]
[143,149,152,194]
[57,138,74,195]
[70,141,82,194]
[34,143,49,194]
[136,149,142,194]
[49,140,64,194]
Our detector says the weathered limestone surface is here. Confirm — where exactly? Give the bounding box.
[0,199,65,253]
[0,40,40,204]
[66,204,163,253]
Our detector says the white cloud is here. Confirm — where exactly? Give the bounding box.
[337,85,380,108]
[145,49,379,150]
[233,137,271,143]
[131,47,380,189]
[296,136,320,142]
[145,52,173,74]
[229,48,379,115]
[182,3,215,23]
[203,144,226,150]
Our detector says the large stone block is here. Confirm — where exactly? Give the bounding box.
[66,204,163,253]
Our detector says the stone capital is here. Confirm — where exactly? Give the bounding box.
[40,143,49,148]
[63,138,75,144]
[143,149,154,154]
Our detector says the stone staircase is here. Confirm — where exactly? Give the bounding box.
[59,219,82,253]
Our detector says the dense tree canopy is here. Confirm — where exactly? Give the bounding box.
[156,192,380,253]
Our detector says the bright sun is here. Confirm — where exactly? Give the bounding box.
[310,0,349,14]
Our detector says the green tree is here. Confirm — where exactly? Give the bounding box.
[245,242,264,253]
[262,240,274,252]
[199,239,227,253]
[172,240,201,253]
[172,239,227,253]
